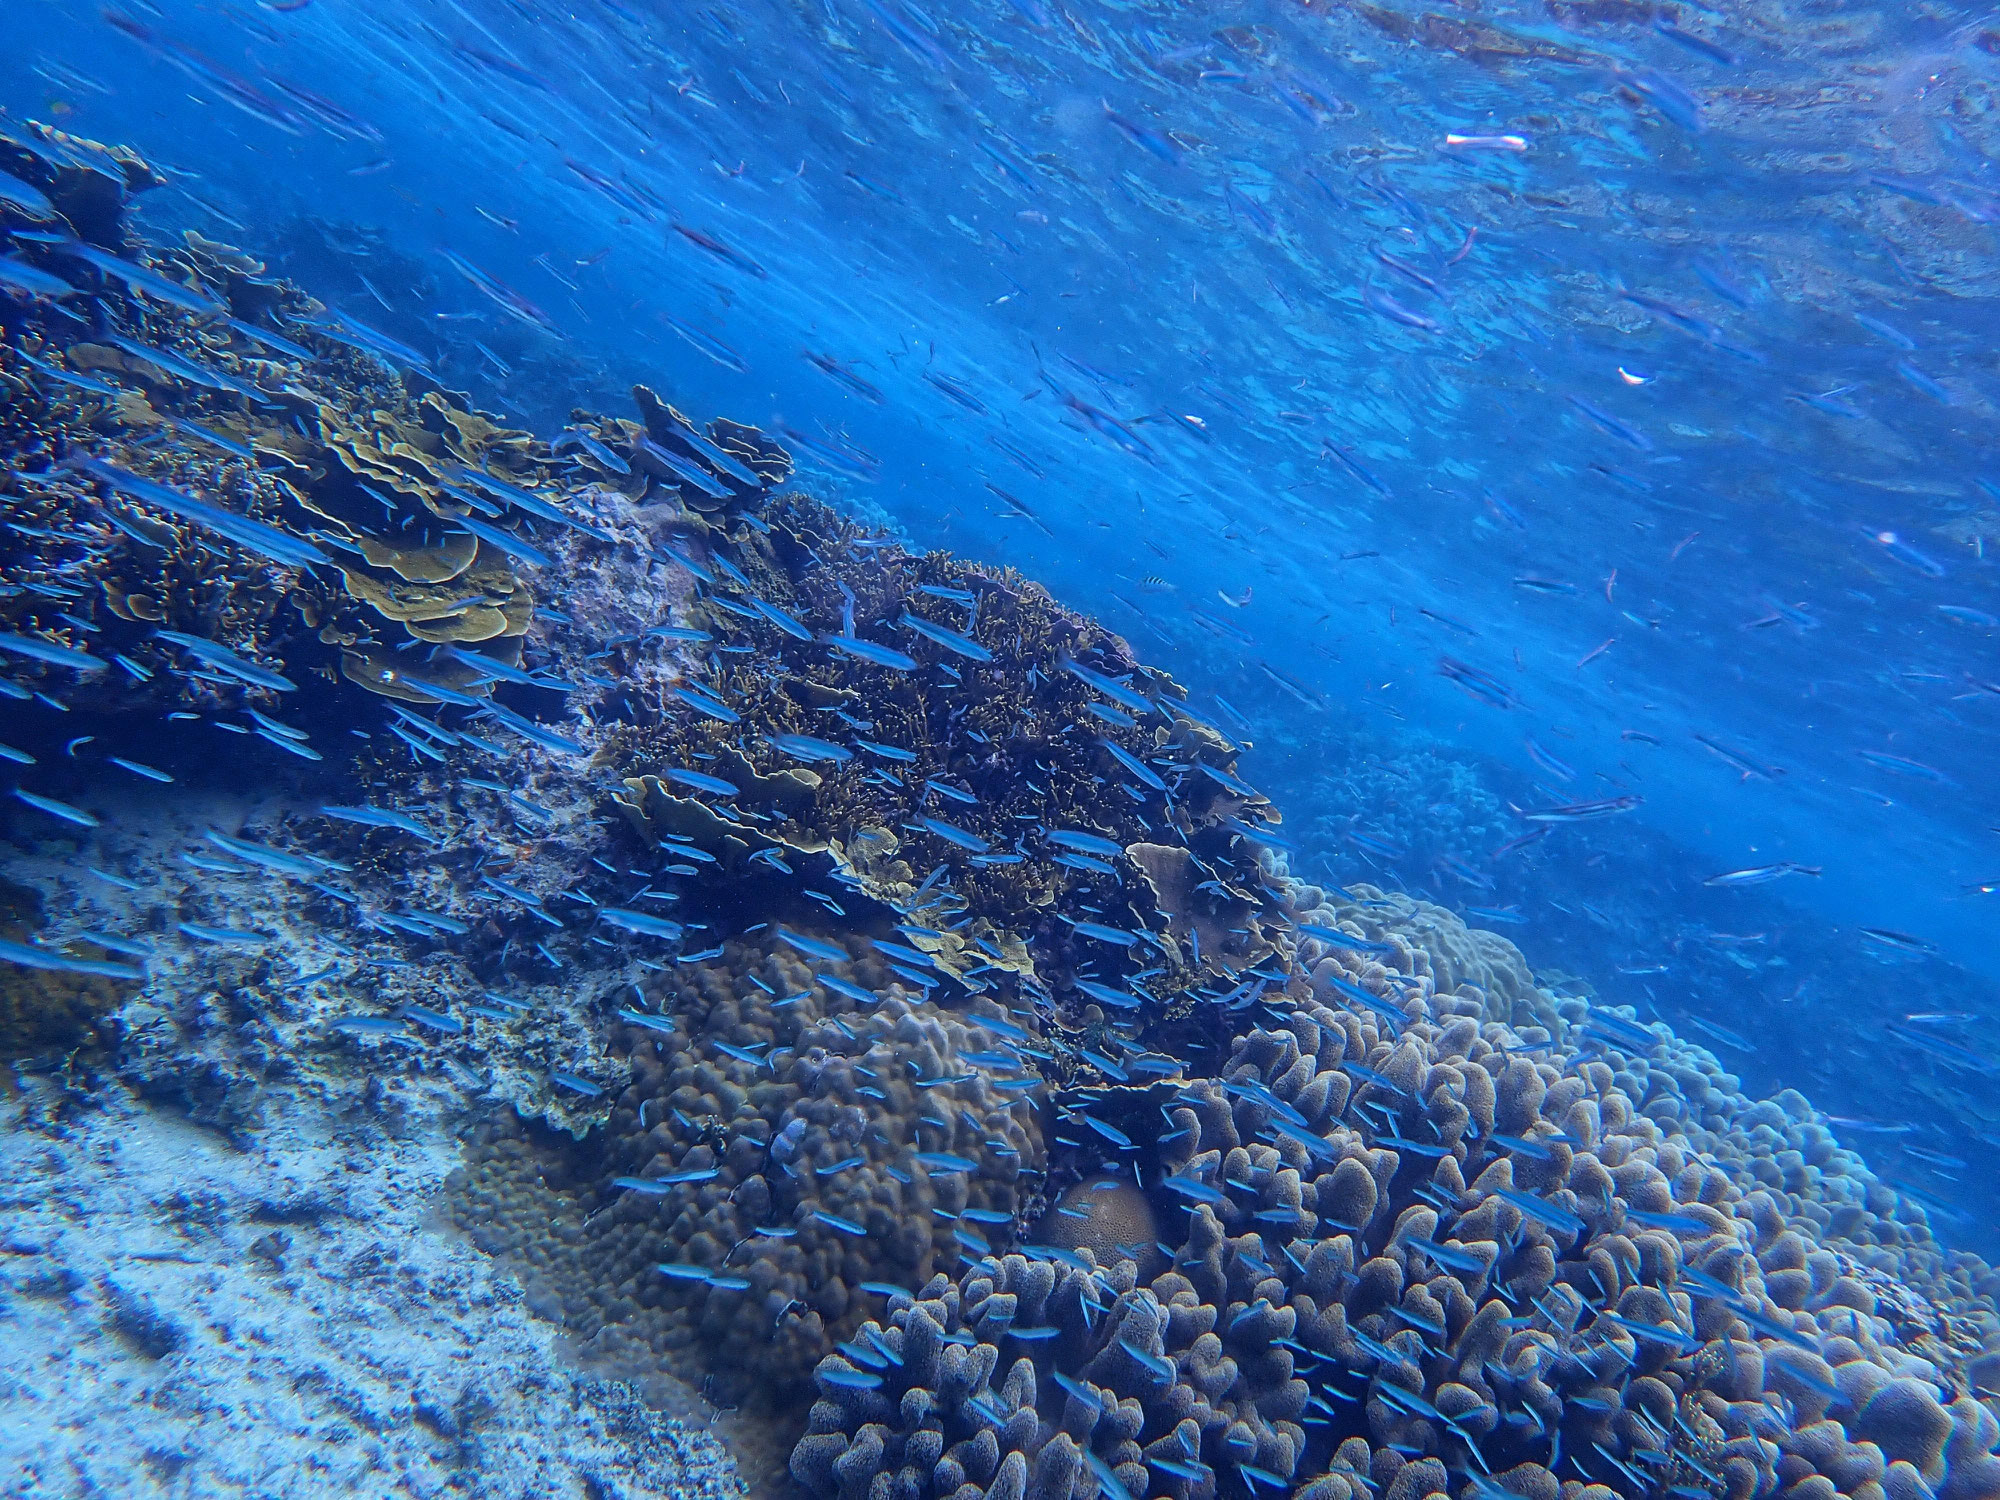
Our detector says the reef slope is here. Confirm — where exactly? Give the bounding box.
[0,120,1995,1500]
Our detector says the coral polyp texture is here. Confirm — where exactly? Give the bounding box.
[1,118,1997,1500]
[456,948,1049,1395]
[779,917,2000,1500]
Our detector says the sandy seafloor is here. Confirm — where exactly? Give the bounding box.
[0,811,761,1499]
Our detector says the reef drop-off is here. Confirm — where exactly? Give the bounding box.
[0,119,1996,1500]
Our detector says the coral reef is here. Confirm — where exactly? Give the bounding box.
[457,942,1050,1400]
[1268,732,1510,899]
[589,478,1290,1002]
[785,886,2000,1500]
[3,115,1998,1500]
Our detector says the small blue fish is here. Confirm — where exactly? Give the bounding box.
[1196,763,1258,797]
[854,737,917,763]
[177,922,263,946]
[558,427,632,474]
[767,732,853,763]
[917,816,988,852]
[1492,1187,1584,1236]
[1489,1131,1555,1161]
[598,908,685,939]
[78,458,330,569]
[749,598,813,641]
[1079,1115,1134,1148]
[452,513,553,568]
[1405,1236,1487,1276]
[1068,918,1138,946]
[1097,738,1166,791]
[778,928,847,961]
[617,1008,677,1035]
[615,1176,672,1195]
[1052,852,1118,875]
[78,930,153,960]
[0,171,55,219]
[1073,979,1142,1010]
[0,632,108,673]
[897,610,992,662]
[319,804,440,843]
[1624,1208,1711,1234]
[1060,654,1153,714]
[61,242,226,315]
[639,436,731,498]
[206,831,325,880]
[401,1004,463,1036]
[1161,1173,1225,1205]
[826,634,919,671]
[0,252,80,299]
[821,1366,884,1390]
[13,788,99,827]
[331,1016,410,1038]
[1051,1371,1102,1411]
[0,936,141,980]
[1297,923,1393,955]
[660,1167,721,1184]
[1047,829,1122,858]
[156,631,297,693]
[817,972,879,1006]
[673,685,739,722]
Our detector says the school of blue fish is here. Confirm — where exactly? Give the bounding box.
[5,0,2000,1496]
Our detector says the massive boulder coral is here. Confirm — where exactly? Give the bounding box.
[1281,875,1569,1039]
[454,936,1053,1401]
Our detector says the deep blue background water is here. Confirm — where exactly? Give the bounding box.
[7,0,1998,1238]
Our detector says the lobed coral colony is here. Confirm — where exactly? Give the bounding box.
[3,121,1998,1500]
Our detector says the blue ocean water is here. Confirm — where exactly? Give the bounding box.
[4,0,2000,1486]
[20,0,1987,1212]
